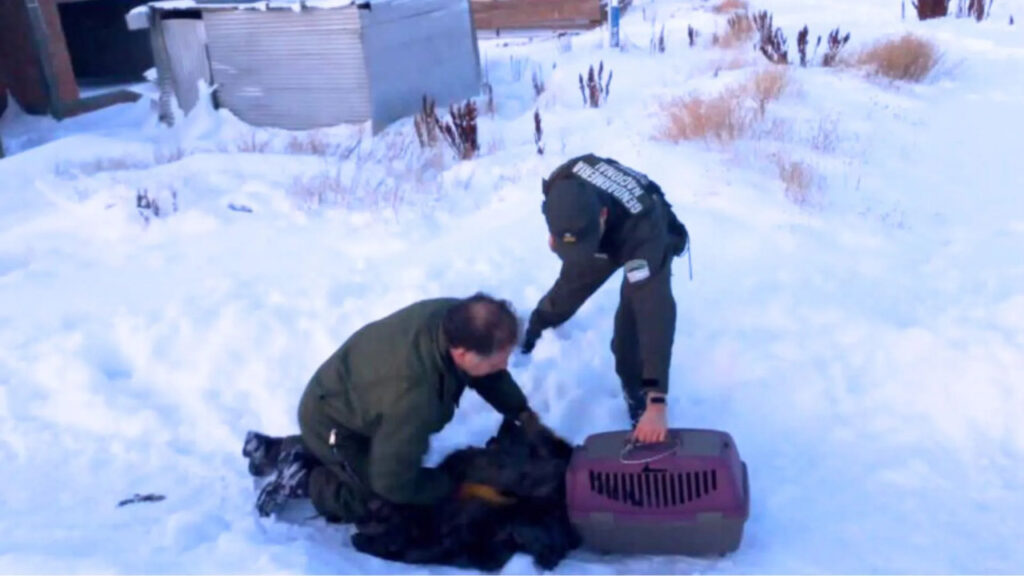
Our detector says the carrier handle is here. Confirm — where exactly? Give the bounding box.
[619,432,681,464]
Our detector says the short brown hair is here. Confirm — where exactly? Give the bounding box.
[442,293,519,355]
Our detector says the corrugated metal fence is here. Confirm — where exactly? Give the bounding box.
[203,8,371,130]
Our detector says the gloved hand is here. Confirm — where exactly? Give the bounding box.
[520,323,543,354]
[516,409,546,435]
[457,482,516,506]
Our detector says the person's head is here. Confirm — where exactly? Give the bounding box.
[542,179,608,263]
[443,293,519,377]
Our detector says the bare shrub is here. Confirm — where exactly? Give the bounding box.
[534,109,545,155]
[288,165,348,209]
[578,62,613,108]
[774,156,816,206]
[810,116,840,153]
[797,26,809,67]
[823,28,851,67]
[656,66,795,144]
[719,12,754,49]
[710,55,751,77]
[956,0,994,20]
[236,130,271,153]
[748,67,789,119]
[650,23,666,54]
[712,0,748,13]
[856,34,940,82]
[532,65,546,98]
[753,10,789,64]
[414,95,440,150]
[136,187,179,226]
[285,131,332,156]
[914,0,950,19]
[655,89,751,143]
[438,101,479,160]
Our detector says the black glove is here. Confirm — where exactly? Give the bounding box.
[516,409,551,438]
[521,323,542,354]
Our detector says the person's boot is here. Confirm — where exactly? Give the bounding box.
[243,431,283,477]
[243,432,307,477]
[255,443,315,517]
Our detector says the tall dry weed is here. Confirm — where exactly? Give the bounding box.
[775,156,816,206]
[855,34,940,82]
[712,0,748,13]
[656,90,751,143]
[656,68,789,143]
[718,12,755,49]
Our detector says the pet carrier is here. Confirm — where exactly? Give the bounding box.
[565,428,749,556]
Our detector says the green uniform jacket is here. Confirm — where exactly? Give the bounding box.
[299,298,530,506]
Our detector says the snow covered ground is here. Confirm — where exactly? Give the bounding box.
[2,0,1023,572]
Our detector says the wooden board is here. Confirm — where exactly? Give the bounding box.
[471,0,605,30]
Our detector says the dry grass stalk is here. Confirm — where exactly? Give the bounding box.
[748,67,789,118]
[579,62,612,108]
[438,101,479,160]
[856,34,940,82]
[718,11,754,48]
[288,166,348,209]
[797,26,810,66]
[414,95,441,150]
[534,109,545,155]
[236,131,271,153]
[532,66,546,98]
[775,157,816,206]
[957,0,993,20]
[711,55,751,75]
[657,66,792,143]
[810,116,840,154]
[823,28,852,67]
[712,0,748,13]
[285,131,332,156]
[656,89,751,143]
[753,10,789,64]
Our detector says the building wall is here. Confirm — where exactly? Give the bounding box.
[201,7,371,130]
[470,0,604,30]
[0,0,79,114]
[361,0,482,132]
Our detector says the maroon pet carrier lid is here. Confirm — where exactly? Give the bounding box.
[566,429,749,520]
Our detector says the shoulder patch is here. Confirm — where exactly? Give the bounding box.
[624,259,651,283]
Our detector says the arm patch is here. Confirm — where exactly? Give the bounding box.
[625,259,651,283]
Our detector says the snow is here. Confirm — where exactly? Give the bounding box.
[2,0,1024,572]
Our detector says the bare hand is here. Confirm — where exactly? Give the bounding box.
[633,405,668,443]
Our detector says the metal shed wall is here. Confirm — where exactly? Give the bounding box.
[160,17,212,113]
[202,7,371,130]
[360,0,481,132]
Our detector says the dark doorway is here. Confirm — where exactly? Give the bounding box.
[57,0,154,85]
